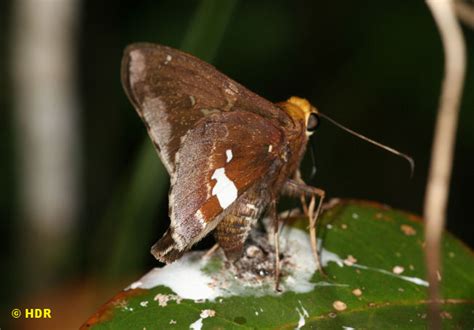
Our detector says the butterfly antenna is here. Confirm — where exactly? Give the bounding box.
[318,112,415,178]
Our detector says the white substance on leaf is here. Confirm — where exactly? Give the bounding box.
[277,228,318,293]
[200,309,215,318]
[124,227,323,300]
[318,241,428,286]
[124,223,428,304]
[298,300,309,316]
[393,265,404,274]
[333,300,347,311]
[344,255,357,266]
[140,301,148,307]
[189,309,215,330]
[352,264,428,286]
[211,168,238,209]
[125,254,223,300]
[342,327,355,330]
[295,301,309,329]
[189,317,203,330]
[320,247,345,267]
[313,281,349,287]
[155,294,168,307]
[154,293,182,307]
[295,308,306,329]
[225,149,233,163]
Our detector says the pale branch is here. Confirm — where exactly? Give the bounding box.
[424,0,466,329]
[11,0,81,287]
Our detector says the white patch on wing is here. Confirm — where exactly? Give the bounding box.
[195,210,206,226]
[211,168,238,209]
[225,149,233,163]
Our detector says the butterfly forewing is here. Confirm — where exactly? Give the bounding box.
[121,43,284,176]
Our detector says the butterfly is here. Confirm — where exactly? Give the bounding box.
[121,43,325,279]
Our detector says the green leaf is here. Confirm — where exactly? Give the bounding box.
[82,200,474,329]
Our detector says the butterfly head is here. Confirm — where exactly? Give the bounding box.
[283,96,320,137]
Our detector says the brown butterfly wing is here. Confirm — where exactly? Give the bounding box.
[121,43,284,175]
[151,110,286,262]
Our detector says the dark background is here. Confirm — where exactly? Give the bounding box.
[1,0,473,328]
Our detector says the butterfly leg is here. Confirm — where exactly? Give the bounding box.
[268,200,282,291]
[202,243,220,259]
[283,179,326,273]
[294,170,310,221]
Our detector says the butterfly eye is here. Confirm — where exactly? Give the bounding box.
[306,113,320,133]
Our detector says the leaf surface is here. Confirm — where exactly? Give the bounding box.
[82,200,474,329]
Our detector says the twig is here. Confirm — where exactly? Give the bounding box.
[12,0,80,288]
[424,0,466,328]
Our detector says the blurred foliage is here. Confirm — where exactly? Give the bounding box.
[0,0,473,326]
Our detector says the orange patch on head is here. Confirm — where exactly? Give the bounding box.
[278,96,318,124]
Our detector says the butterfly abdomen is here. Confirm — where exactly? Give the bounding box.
[150,229,186,263]
[215,188,270,260]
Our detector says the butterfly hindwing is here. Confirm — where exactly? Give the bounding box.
[121,43,284,176]
[151,110,286,262]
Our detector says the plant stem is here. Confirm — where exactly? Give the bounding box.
[424,0,466,328]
